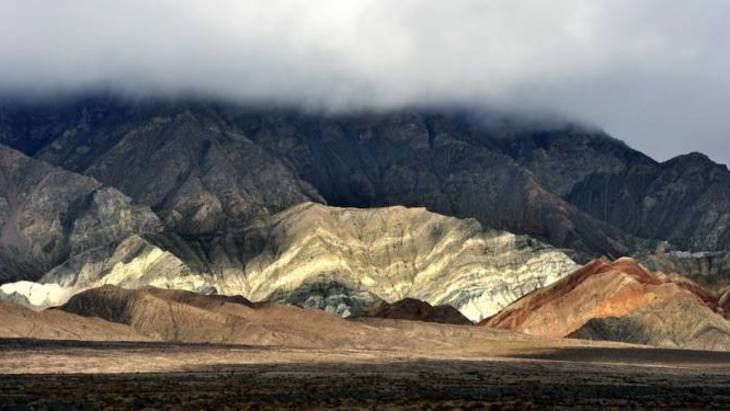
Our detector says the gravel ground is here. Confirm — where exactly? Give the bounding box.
[2,339,730,409]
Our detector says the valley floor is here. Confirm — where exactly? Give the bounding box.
[2,339,730,409]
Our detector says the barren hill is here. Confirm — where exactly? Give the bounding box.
[484,258,730,350]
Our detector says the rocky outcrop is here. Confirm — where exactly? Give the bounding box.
[0,144,161,282]
[363,298,472,325]
[266,280,384,318]
[485,258,730,350]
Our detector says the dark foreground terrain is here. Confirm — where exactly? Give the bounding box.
[2,339,730,410]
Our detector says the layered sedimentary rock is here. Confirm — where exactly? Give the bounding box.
[0,144,161,282]
[228,202,577,322]
[25,203,576,322]
[638,250,730,290]
[40,235,212,294]
[485,258,730,350]
[6,97,730,327]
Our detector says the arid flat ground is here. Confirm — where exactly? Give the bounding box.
[2,339,730,409]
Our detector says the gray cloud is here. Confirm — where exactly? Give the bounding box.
[1,1,729,163]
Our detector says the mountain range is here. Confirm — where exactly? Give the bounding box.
[2,95,730,350]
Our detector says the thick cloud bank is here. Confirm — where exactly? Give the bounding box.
[1,1,729,163]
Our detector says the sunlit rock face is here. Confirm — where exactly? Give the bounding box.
[0,281,74,310]
[40,235,212,293]
[32,203,576,322]
[235,203,577,322]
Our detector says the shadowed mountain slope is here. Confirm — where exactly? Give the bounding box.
[569,297,730,351]
[363,298,472,325]
[5,98,730,259]
[0,144,161,282]
[0,98,654,259]
[501,130,730,253]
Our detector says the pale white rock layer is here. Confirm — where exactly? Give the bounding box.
[41,235,212,293]
[0,281,74,310]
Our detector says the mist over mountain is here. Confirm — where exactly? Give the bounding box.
[4,3,730,408]
[1,1,729,164]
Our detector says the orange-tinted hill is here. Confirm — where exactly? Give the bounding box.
[0,301,149,341]
[483,257,730,350]
[60,285,386,347]
[53,285,578,354]
[363,298,472,325]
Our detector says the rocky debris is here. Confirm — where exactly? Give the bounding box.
[485,257,730,350]
[0,144,161,282]
[362,298,473,325]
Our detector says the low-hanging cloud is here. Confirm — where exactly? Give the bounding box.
[1,0,729,163]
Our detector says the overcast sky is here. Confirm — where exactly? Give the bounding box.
[1,1,729,164]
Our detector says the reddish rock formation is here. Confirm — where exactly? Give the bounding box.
[484,257,725,338]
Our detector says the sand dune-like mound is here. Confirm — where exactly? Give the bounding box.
[60,285,408,348]
[0,302,148,341]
